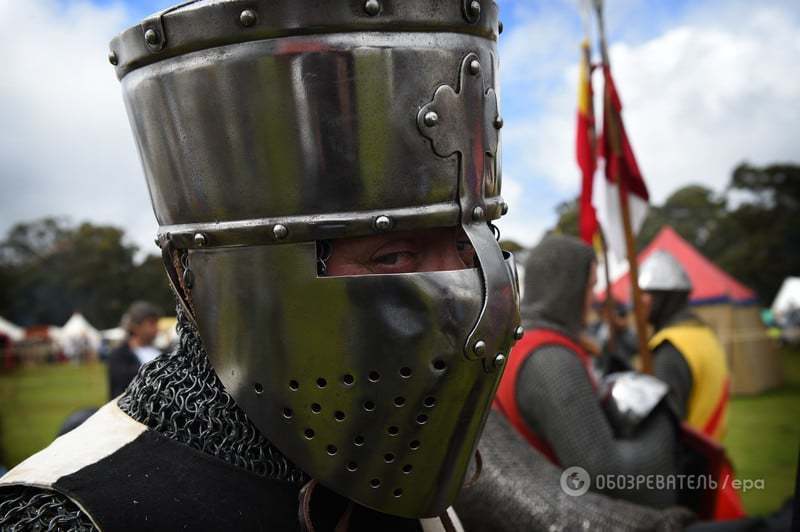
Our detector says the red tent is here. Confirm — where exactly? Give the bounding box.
[604,226,757,306]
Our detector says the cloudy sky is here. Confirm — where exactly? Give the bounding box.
[1,0,798,255]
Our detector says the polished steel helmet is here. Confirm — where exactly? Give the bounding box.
[111,0,520,518]
[638,250,692,292]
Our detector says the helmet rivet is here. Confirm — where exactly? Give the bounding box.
[494,116,504,129]
[494,353,506,367]
[473,340,486,356]
[144,28,160,46]
[364,0,381,16]
[193,233,207,247]
[273,224,288,240]
[239,9,257,27]
[469,1,481,18]
[469,59,481,75]
[374,215,393,232]
[423,111,439,127]
[108,50,118,65]
[501,202,509,216]
[499,20,504,34]
[513,326,524,340]
[471,206,484,221]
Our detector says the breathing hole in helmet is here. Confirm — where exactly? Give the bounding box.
[370,478,381,489]
[368,371,381,382]
[399,366,412,378]
[416,414,429,425]
[253,382,264,395]
[347,462,359,472]
[327,445,338,456]
[354,435,366,446]
[304,428,315,440]
[384,453,395,463]
[393,488,403,498]
[343,374,355,385]
[363,400,376,412]
[316,377,327,388]
[409,440,421,450]
[289,380,300,391]
[423,396,436,408]
[282,408,293,419]
[311,403,322,414]
[432,359,447,371]
[334,410,346,421]
[387,425,400,436]
[402,464,413,474]
[393,396,406,407]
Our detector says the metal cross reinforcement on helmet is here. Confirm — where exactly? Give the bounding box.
[111,0,520,518]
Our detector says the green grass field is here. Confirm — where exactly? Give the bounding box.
[1,350,797,516]
[0,362,107,468]
[723,346,800,515]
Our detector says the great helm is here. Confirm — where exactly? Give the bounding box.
[111,0,520,518]
[638,250,692,292]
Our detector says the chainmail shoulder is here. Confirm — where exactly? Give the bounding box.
[653,341,693,421]
[455,411,695,532]
[516,345,679,508]
[0,486,95,531]
[118,306,308,484]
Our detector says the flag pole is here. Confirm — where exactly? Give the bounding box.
[598,230,618,355]
[581,10,617,352]
[578,24,618,356]
[592,0,653,374]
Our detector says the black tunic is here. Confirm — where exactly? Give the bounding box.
[0,402,430,531]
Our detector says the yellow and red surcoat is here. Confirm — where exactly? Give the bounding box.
[649,323,730,442]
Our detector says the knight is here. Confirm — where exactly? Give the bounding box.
[0,1,520,529]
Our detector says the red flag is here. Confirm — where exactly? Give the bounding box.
[600,65,649,202]
[595,64,650,258]
[576,40,598,244]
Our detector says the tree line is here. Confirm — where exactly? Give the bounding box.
[548,162,800,305]
[0,218,174,330]
[1,162,796,329]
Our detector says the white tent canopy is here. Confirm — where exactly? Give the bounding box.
[0,316,24,342]
[101,327,127,343]
[60,313,102,358]
[772,277,800,317]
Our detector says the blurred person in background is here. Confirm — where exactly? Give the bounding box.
[495,234,681,508]
[592,298,639,376]
[639,250,731,441]
[108,301,162,398]
[638,251,745,520]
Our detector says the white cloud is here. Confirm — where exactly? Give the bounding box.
[497,0,800,247]
[496,172,550,247]
[609,6,800,201]
[2,1,798,255]
[0,1,157,254]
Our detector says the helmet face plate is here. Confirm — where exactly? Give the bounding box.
[114,0,519,517]
[191,241,517,516]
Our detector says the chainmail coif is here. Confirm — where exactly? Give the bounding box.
[118,305,308,484]
[0,305,307,530]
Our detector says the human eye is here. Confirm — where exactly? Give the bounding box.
[369,243,419,273]
[456,236,476,267]
[373,252,407,265]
